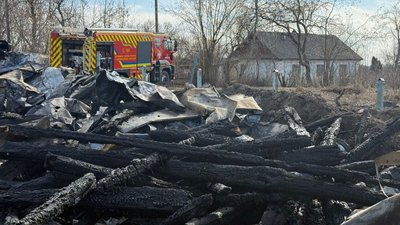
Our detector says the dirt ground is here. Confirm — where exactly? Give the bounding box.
[224,83,400,153]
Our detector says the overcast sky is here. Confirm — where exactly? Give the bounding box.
[125,0,396,64]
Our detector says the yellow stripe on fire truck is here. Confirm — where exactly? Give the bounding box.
[50,37,62,67]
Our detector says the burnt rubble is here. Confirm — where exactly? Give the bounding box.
[1,61,400,224]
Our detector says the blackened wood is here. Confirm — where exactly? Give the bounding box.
[0,186,192,213]
[149,130,233,147]
[278,106,310,137]
[0,179,20,190]
[97,153,165,190]
[0,189,58,205]
[223,137,312,157]
[17,173,96,225]
[214,193,277,208]
[179,137,196,145]
[4,209,19,225]
[305,115,343,133]
[345,118,400,162]
[258,207,285,225]
[161,194,213,225]
[0,160,43,181]
[9,173,67,192]
[82,186,192,214]
[187,120,241,137]
[162,160,385,205]
[265,159,400,190]
[3,125,272,166]
[272,145,346,166]
[207,183,232,195]
[45,153,112,179]
[355,109,369,146]
[337,160,376,175]
[0,141,142,168]
[311,127,324,146]
[321,117,342,146]
[185,207,236,225]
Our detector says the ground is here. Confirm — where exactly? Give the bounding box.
[224,83,400,155]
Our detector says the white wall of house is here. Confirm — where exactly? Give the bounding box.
[230,58,360,85]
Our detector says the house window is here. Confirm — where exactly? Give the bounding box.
[292,64,300,76]
[317,64,324,76]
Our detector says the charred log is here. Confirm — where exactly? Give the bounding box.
[17,173,96,225]
[223,137,312,157]
[161,194,213,225]
[345,117,400,162]
[149,130,234,147]
[337,160,376,175]
[355,109,369,146]
[207,183,232,195]
[185,207,236,225]
[45,153,113,179]
[321,117,342,146]
[96,153,166,190]
[82,186,192,215]
[0,141,142,168]
[161,160,385,205]
[0,186,192,214]
[272,145,346,166]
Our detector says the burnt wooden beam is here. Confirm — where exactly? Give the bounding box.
[355,109,369,146]
[0,186,192,214]
[149,130,235,147]
[207,183,232,195]
[272,145,346,166]
[9,173,68,192]
[45,153,113,179]
[222,137,312,157]
[321,117,342,146]
[2,125,273,166]
[185,207,236,225]
[0,141,142,168]
[214,193,278,208]
[96,153,166,190]
[345,117,400,162]
[81,186,193,214]
[17,173,96,225]
[305,115,345,133]
[161,194,214,225]
[161,160,385,206]
[337,160,376,175]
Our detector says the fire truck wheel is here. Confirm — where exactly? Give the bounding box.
[159,70,170,84]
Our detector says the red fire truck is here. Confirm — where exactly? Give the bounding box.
[49,27,177,82]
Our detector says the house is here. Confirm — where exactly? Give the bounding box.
[228,32,363,85]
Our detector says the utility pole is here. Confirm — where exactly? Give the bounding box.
[155,0,159,33]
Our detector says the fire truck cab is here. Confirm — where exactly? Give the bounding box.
[49,27,177,83]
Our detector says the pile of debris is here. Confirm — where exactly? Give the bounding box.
[1,63,400,225]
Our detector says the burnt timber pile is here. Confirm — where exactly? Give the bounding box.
[1,59,400,224]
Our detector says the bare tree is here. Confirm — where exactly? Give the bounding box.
[381,1,400,70]
[171,0,246,85]
[259,0,332,85]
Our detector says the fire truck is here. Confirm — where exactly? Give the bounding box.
[49,27,177,82]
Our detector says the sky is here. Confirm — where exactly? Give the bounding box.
[125,0,397,64]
